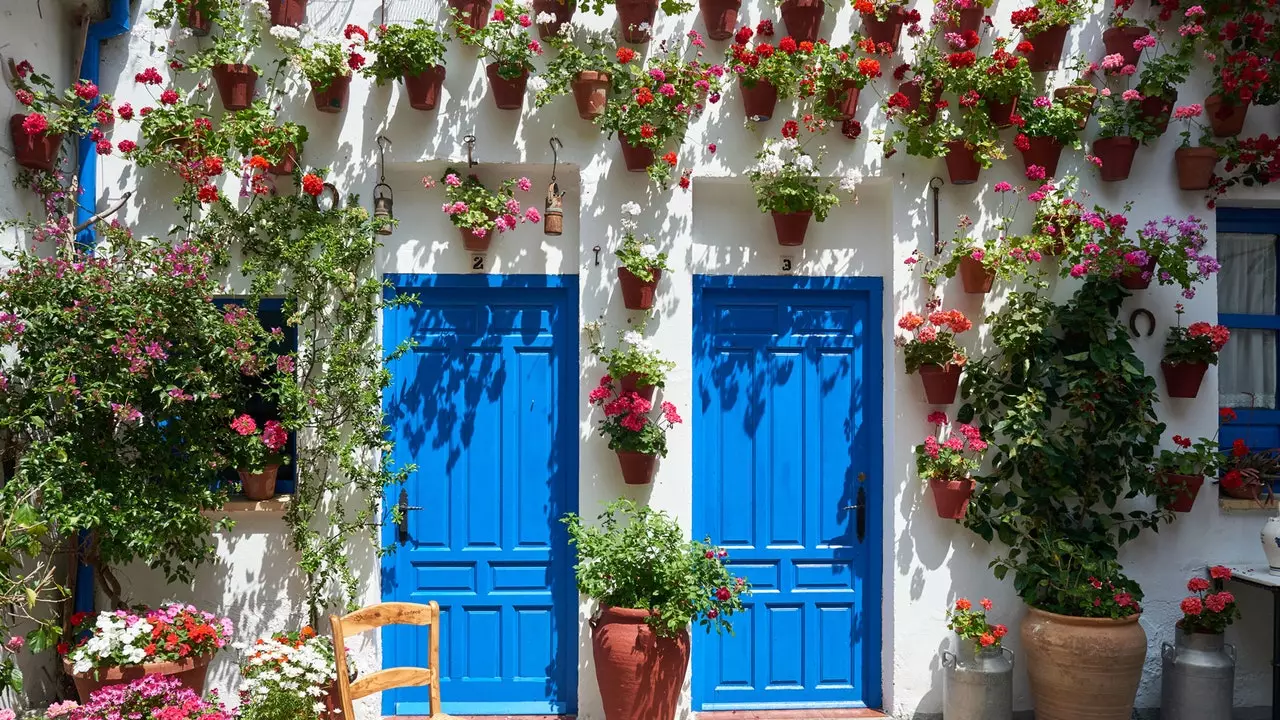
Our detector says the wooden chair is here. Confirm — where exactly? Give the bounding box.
[330,600,453,720]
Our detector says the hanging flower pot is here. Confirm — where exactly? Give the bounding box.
[310,73,351,113]
[699,0,742,40]
[238,464,280,501]
[268,0,306,27]
[9,115,63,172]
[943,141,981,185]
[771,210,812,246]
[917,363,960,404]
[958,255,995,294]
[1174,146,1219,191]
[899,79,942,125]
[267,144,298,176]
[1205,94,1249,137]
[1021,608,1146,720]
[618,134,655,172]
[1054,85,1097,128]
[780,0,824,43]
[985,94,1019,128]
[403,65,447,111]
[929,477,974,520]
[1118,256,1156,290]
[486,64,529,110]
[739,79,779,122]
[617,0,660,43]
[616,451,659,485]
[1139,91,1175,135]
[532,0,576,39]
[825,80,861,121]
[861,9,906,51]
[211,63,258,111]
[1021,24,1069,72]
[1020,135,1064,177]
[593,606,689,718]
[449,0,493,30]
[1161,360,1208,398]
[945,5,984,33]
[1158,472,1204,513]
[618,372,656,401]
[571,70,610,120]
[1093,136,1138,182]
[186,6,212,35]
[618,267,661,310]
[66,654,215,703]
[461,226,494,251]
[1101,26,1149,67]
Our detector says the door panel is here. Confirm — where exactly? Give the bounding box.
[381,275,577,716]
[693,277,883,711]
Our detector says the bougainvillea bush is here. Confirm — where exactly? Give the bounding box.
[1179,567,1240,634]
[64,674,231,720]
[239,627,343,720]
[66,604,234,673]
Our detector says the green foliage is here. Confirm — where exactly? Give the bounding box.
[145,0,222,30]
[582,0,692,17]
[535,27,617,108]
[453,0,541,79]
[361,20,449,83]
[0,487,66,694]
[1017,94,1085,147]
[1155,435,1221,476]
[287,40,354,90]
[1095,87,1160,143]
[588,325,675,390]
[562,499,748,637]
[221,99,309,165]
[177,0,265,71]
[748,138,842,219]
[615,204,669,282]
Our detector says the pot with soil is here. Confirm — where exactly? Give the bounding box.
[1161,360,1208,398]
[9,115,63,172]
[268,0,306,26]
[917,363,961,404]
[930,477,975,519]
[1206,94,1249,137]
[532,0,576,38]
[310,74,351,113]
[772,210,813,246]
[861,8,906,51]
[449,0,493,29]
[486,64,529,109]
[739,79,779,121]
[618,134,655,172]
[239,464,281,500]
[1020,135,1065,177]
[1102,26,1149,66]
[618,267,661,310]
[1158,472,1204,512]
[944,141,982,185]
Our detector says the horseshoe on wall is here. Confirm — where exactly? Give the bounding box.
[1129,308,1155,338]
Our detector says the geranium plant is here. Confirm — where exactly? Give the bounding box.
[1209,134,1280,205]
[915,416,986,483]
[580,0,693,21]
[725,26,812,108]
[1173,103,1210,149]
[285,30,367,92]
[221,99,309,169]
[10,64,111,137]
[435,168,537,239]
[1164,310,1230,367]
[896,306,971,373]
[1218,426,1280,501]
[1009,0,1094,37]
[1134,215,1219,296]
[360,20,449,85]
[946,597,1008,649]
[65,604,234,674]
[945,37,1033,112]
[61,675,232,720]
[921,185,1046,288]
[616,202,668,282]
[589,327,676,390]
[453,1,543,81]
[811,39,885,121]
[178,0,265,71]
[1179,567,1240,634]
[1016,94,1086,149]
[1095,87,1160,143]
[562,499,747,637]
[587,376,682,457]
[229,414,290,473]
[239,627,346,720]
[749,128,852,221]
[535,25,617,108]
[1155,433,1221,477]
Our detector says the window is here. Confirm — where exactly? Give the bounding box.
[1218,209,1280,452]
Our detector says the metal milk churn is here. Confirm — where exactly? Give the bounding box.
[942,636,1013,720]
[1161,630,1235,720]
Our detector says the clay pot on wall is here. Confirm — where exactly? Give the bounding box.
[985,95,1019,128]
[772,211,813,246]
[185,6,212,35]
[780,0,824,43]
[825,80,861,120]
[593,607,689,719]
[268,0,306,27]
[944,141,982,185]
[486,64,529,109]
[1093,136,1138,182]
[1205,95,1249,137]
[1158,472,1204,512]
[929,477,975,519]
[917,363,960,404]
[239,464,280,501]
[404,66,447,111]
[571,71,610,119]
[1162,360,1208,398]
[739,79,779,121]
[615,451,659,485]
[618,135,655,172]
[618,268,661,310]
[449,0,494,29]
[861,9,906,51]
[9,115,62,172]
[66,655,215,703]
[1054,85,1097,128]
[1020,135,1064,177]
[267,145,298,176]
[1101,26,1148,67]
[899,79,942,124]
[311,74,351,113]
[212,64,258,111]
[1118,257,1156,290]
[618,373,656,400]
[617,0,661,43]
[699,0,742,40]
[1175,147,1219,190]
[945,6,984,33]
[1140,91,1175,135]
[958,255,995,294]
[532,0,576,38]
[1020,607,1146,720]
[1021,24,1069,72]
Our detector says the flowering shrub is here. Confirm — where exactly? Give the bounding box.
[589,327,675,389]
[1009,0,1095,37]
[946,597,1008,649]
[1155,432,1221,476]
[434,169,536,238]
[10,62,112,137]
[725,26,812,99]
[285,30,367,90]
[454,1,542,79]
[1065,573,1143,619]
[915,413,985,483]
[1164,307,1230,366]
[1179,567,1240,634]
[563,499,747,637]
[749,132,852,220]
[230,414,291,472]
[360,20,448,84]
[66,604,234,673]
[1017,93,1085,147]
[588,377,682,456]
[239,627,344,720]
[616,203,668,281]
[896,305,972,373]
[536,25,617,108]
[64,675,231,720]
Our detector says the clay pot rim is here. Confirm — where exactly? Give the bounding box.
[598,605,662,622]
[928,476,974,488]
[1025,606,1142,626]
[1176,146,1219,157]
[575,69,611,81]
[213,63,256,73]
[1161,359,1208,368]
[63,652,215,679]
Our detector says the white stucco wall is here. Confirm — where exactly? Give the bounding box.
[80,0,1280,717]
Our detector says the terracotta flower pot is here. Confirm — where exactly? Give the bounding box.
[9,115,63,172]
[1054,85,1097,129]
[1118,257,1156,289]
[618,267,661,310]
[1093,136,1138,182]
[1021,24,1069,72]
[1139,90,1175,135]
[861,9,905,51]
[1175,146,1219,190]
[1206,94,1249,137]
[618,372,656,401]
[461,226,493,251]
[739,78,778,121]
[986,94,1019,128]
[1102,26,1148,67]
[699,0,741,40]
[486,64,528,110]
[593,606,689,719]
[943,141,981,185]
[618,134,655,172]
[211,63,258,111]
[268,0,306,27]
[825,80,861,121]
[929,477,974,519]
[780,0,824,43]
[771,210,812,246]
[239,464,280,501]
[403,65,446,111]
[533,0,575,38]
[449,0,493,29]
[917,363,960,404]
[1020,135,1064,177]
[1020,607,1146,720]
[958,255,995,294]
[617,0,660,43]
[571,71,610,120]
[1162,360,1208,398]
[1222,476,1267,501]
[1158,472,1204,513]
[615,451,659,485]
[899,79,941,124]
[945,5,984,33]
[186,6,212,35]
[267,144,297,177]
[66,654,215,702]
[311,74,350,113]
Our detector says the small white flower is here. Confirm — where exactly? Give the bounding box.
[780,137,799,151]
[754,155,784,176]
[621,201,641,216]
[639,244,659,260]
[270,25,302,41]
[250,0,269,12]
[179,28,194,39]
[839,169,860,193]
[794,154,814,172]
[623,330,644,346]
[314,703,327,713]
[535,11,557,23]
[528,76,549,93]
[637,21,651,31]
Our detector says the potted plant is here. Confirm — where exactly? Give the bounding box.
[935,0,992,34]
[145,0,221,36]
[942,37,1033,130]
[701,0,758,41]
[1093,86,1159,182]
[615,202,669,310]
[916,413,986,518]
[8,64,108,172]
[536,25,616,120]
[1153,433,1220,512]
[434,168,536,250]
[812,39,885,122]
[1208,135,1280,205]
[1164,568,1240,718]
[580,0,693,43]
[1219,433,1280,502]
[853,0,922,53]
[180,3,264,111]
[1134,30,1193,135]
[748,129,847,246]
[533,0,577,38]
[454,1,543,110]
[1009,0,1091,72]
[60,675,232,719]
[129,90,229,178]
[598,42,721,186]
[921,187,1046,293]
[239,627,348,720]
[588,325,675,399]
[284,28,367,113]
[779,0,825,43]
[1162,306,1229,399]
[1015,93,1085,177]
[724,25,811,122]
[229,414,290,500]
[887,50,945,124]
[587,376,683,484]
[944,596,1013,713]
[1206,48,1267,137]
[935,119,1005,185]
[222,99,309,176]
[1100,12,1148,68]
[63,604,234,701]
[1170,103,1218,190]
[563,500,747,720]
[361,20,449,111]
[897,304,971,404]
[1129,214,1219,294]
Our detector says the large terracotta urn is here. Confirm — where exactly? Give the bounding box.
[1020,607,1146,720]
[593,606,689,720]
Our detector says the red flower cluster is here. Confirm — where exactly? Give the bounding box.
[946,50,976,68]
[856,58,882,78]
[616,47,637,63]
[1186,322,1230,352]
[301,172,325,197]
[779,36,798,53]
[781,119,800,138]
[1009,6,1040,27]
[135,67,164,85]
[1218,50,1270,104]
[1179,568,1239,633]
[635,86,654,106]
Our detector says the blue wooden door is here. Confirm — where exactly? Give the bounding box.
[692,276,883,711]
[380,275,577,716]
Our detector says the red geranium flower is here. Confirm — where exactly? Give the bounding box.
[301,173,325,197]
[160,88,179,105]
[663,151,678,166]
[781,119,799,138]
[197,184,219,204]
[779,36,798,54]
[616,47,637,63]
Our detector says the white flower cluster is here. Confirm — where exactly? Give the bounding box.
[639,244,660,261]
[72,614,155,675]
[240,634,341,716]
[620,201,641,232]
[752,139,817,177]
[535,11,557,23]
[839,169,860,193]
[269,25,302,41]
[622,330,654,353]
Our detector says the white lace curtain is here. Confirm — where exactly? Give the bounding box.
[1218,232,1277,409]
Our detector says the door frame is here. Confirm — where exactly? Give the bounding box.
[379,273,580,716]
[690,274,885,711]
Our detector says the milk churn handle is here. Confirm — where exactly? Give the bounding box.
[1162,641,1176,662]
[1000,647,1015,666]
[1226,642,1236,664]
[940,649,957,669]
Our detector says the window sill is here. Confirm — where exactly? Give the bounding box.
[1219,496,1277,513]
[208,495,293,515]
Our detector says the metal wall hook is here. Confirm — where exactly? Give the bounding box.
[464,135,478,167]
[549,137,562,181]
[375,135,391,183]
[928,176,944,256]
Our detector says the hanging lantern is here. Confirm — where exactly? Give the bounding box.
[545,137,564,236]
[374,182,394,235]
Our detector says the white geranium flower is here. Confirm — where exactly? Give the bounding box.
[535,11,556,23]
[639,244,659,260]
[754,155,784,176]
[623,330,644,346]
[249,0,269,12]
[269,25,301,41]
[621,201,641,216]
[637,21,651,31]
[529,76,548,93]
[794,153,814,172]
[780,137,799,151]
[839,169,860,193]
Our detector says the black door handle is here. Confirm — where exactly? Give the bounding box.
[855,486,866,542]
[397,487,423,544]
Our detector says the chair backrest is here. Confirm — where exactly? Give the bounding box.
[330,600,443,719]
